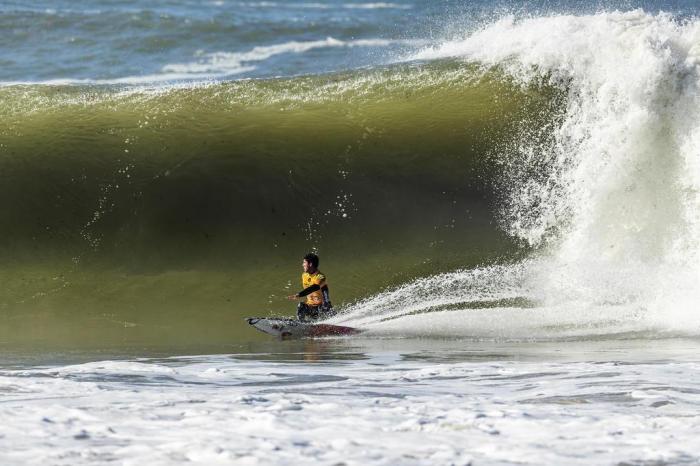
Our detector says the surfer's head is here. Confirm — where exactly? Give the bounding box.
[303,253,319,273]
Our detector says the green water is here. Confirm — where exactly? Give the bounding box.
[0,61,560,348]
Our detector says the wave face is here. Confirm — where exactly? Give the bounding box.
[0,63,553,347]
[338,10,700,340]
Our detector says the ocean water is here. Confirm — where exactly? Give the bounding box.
[3,339,700,465]
[3,0,700,463]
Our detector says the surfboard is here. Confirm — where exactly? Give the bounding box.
[246,317,361,339]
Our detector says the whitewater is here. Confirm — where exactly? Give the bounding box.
[333,10,700,341]
[4,6,700,465]
[2,340,700,465]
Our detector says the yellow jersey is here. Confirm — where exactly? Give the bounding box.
[302,271,326,306]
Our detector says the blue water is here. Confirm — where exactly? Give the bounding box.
[0,0,429,83]
[2,0,698,84]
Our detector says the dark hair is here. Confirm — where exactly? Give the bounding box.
[303,253,319,268]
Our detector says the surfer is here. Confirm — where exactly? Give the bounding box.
[287,253,335,321]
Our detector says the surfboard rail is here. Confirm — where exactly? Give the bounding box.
[246,317,361,338]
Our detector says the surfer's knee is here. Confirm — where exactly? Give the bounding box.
[297,302,311,321]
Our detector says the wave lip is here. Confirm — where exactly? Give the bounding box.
[411,9,700,254]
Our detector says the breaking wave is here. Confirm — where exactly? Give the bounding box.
[338,10,700,340]
[4,10,700,345]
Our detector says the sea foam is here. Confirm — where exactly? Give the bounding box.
[339,11,700,339]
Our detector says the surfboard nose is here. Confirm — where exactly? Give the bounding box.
[246,318,259,325]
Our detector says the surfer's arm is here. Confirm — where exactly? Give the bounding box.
[286,284,320,300]
[295,284,321,297]
[287,277,328,298]
[287,275,327,300]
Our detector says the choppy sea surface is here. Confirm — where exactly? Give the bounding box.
[3,339,700,465]
[4,0,700,463]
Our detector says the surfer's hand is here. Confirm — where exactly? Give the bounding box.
[287,294,299,300]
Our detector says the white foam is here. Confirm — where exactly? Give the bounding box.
[340,11,700,338]
[162,37,416,76]
[2,351,700,465]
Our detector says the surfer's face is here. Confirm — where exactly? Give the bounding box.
[302,259,313,273]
